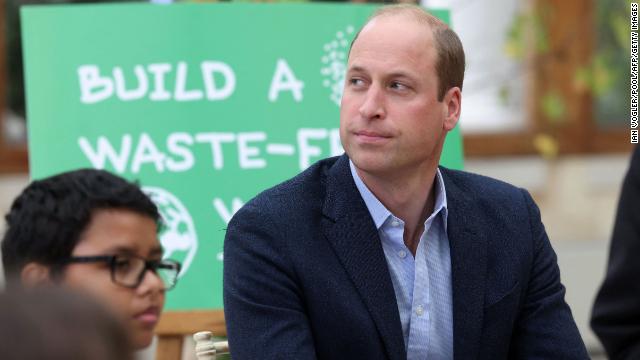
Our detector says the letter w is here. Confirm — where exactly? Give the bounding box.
[78,135,132,173]
[213,198,245,224]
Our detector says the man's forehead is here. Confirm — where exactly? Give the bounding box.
[348,16,436,67]
[353,15,434,52]
[361,12,434,36]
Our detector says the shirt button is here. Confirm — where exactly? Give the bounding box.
[391,220,401,227]
[398,250,407,259]
[416,305,424,316]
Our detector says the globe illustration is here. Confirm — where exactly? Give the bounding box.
[143,186,198,278]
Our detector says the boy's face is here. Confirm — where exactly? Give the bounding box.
[62,209,165,349]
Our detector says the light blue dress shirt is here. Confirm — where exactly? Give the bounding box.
[350,161,453,360]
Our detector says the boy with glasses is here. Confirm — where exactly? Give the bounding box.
[1,168,181,350]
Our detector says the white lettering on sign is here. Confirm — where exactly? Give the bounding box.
[202,61,236,100]
[174,62,204,101]
[166,132,195,172]
[297,128,327,170]
[113,65,148,101]
[78,61,236,104]
[329,128,343,157]
[237,132,267,169]
[78,134,131,172]
[148,63,172,101]
[212,197,245,224]
[297,128,343,169]
[78,129,343,173]
[78,65,114,104]
[268,59,305,102]
[195,132,236,170]
[131,133,166,173]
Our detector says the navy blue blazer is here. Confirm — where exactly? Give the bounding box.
[223,155,588,359]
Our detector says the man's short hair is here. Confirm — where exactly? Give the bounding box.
[1,169,160,281]
[351,4,465,101]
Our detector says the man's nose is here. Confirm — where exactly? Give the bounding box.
[358,85,386,120]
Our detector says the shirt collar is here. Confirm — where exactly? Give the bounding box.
[350,160,448,231]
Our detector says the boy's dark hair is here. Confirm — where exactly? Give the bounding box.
[1,169,160,281]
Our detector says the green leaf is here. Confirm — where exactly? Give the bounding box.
[610,13,630,50]
[541,92,567,124]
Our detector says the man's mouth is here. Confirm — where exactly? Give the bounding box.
[354,130,392,142]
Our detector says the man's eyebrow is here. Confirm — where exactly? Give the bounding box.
[347,65,367,73]
[387,71,418,81]
[347,65,416,80]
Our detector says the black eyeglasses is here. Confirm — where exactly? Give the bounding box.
[62,255,182,291]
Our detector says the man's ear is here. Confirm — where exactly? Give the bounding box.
[442,87,462,131]
[20,262,54,287]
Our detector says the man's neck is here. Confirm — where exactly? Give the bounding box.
[356,164,438,255]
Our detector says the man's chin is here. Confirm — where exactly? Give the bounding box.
[350,155,393,176]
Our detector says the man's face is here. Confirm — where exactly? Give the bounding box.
[62,209,165,349]
[340,15,460,178]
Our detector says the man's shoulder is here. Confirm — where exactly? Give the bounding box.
[440,166,529,205]
[239,156,342,216]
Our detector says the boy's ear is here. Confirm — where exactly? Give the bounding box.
[20,262,54,287]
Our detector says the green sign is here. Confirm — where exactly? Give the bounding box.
[22,3,462,310]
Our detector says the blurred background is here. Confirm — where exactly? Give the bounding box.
[0,0,632,358]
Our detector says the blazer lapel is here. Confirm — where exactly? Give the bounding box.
[321,155,406,360]
[441,167,488,360]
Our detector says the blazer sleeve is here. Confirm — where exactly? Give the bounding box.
[509,189,589,359]
[223,201,318,360]
[591,146,640,360]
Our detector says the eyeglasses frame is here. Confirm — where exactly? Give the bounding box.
[62,255,182,291]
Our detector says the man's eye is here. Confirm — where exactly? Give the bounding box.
[349,78,365,86]
[390,81,408,91]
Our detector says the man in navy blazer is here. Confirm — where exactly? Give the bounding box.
[224,5,587,359]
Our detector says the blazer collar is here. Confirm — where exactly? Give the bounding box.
[321,158,489,359]
[322,154,406,360]
[440,166,488,359]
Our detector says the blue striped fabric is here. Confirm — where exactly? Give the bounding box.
[350,161,453,360]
